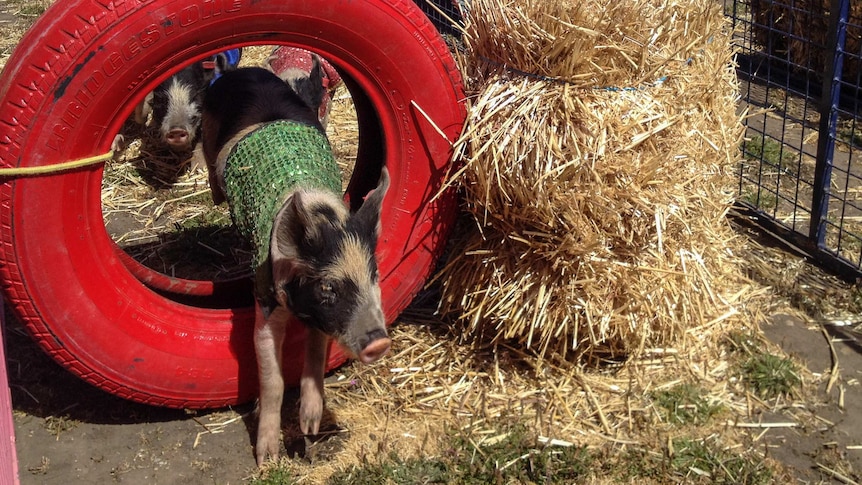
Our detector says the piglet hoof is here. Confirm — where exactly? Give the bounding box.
[111,134,126,153]
[255,429,280,467]
[359,337,391,364]
[299,394,323,436]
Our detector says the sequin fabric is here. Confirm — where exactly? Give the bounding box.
[223,120,342,269]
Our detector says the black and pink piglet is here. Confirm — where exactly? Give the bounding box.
[200,60,390,466]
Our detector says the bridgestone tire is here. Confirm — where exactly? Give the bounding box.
[0,0,465,408]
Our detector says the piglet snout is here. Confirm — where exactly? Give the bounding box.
[359,329,390,364]
[166,128,191,149]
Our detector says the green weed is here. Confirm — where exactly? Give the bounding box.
[670,438,773,485]
[609,437,774,484]
[724,330,759,355]
[725,331,801,400]
[327,423,593,485]
[247,421,783,484]
[739,352,801,400]
[249,466,297,485]
[652,383,723,425]
[328,451,448,485]
[837,119,862,148]
[738,187,778,210]
[852,285,862,312]
[447,424,591,484]
[742,136,796,174]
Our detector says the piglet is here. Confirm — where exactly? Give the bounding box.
[200,65,391,466]
[151,50,242,152]
[111,50,243,155]
[266,46,342,128]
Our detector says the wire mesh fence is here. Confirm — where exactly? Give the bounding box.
[413,0,463,35]
[729,0,862,279]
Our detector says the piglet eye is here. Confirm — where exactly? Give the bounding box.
[317,281,337,305]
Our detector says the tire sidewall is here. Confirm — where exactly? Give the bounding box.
[0,0,464,407]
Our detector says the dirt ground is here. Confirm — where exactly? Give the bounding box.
[761,312,862,484]
[6,305,261,484]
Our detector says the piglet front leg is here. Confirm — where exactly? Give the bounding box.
[254,304,288,466]
[300,327,328,435]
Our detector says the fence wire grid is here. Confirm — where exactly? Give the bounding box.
[729,0,862,279]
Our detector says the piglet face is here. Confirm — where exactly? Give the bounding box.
[271,168,391,363]
[284,255,388,363]
[151,63,208,152]
[284,228,388,362]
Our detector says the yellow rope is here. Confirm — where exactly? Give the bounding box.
[0,151,114,177]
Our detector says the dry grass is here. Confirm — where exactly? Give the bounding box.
[249,290,806,482]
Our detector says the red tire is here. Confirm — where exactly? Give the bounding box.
[0,0,464,408]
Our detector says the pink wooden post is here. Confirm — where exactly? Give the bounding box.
[0,298,19,485]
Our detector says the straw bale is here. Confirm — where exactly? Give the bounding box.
[439,0,750,362]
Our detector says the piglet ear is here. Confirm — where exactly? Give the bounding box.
[284,54,326,114]
[271,192,311,307]
[306,54,326,111]
[353,166,390,237]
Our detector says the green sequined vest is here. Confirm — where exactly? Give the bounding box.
[223,120,342,271]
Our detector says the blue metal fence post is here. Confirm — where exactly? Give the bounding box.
[812,0,850,246]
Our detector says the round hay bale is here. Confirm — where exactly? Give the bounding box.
[439,0,748,362]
